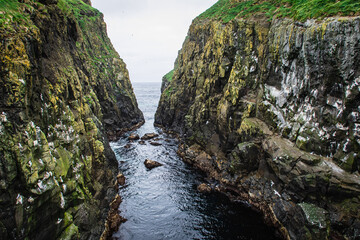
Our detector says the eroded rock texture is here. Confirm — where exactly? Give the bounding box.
[0,0,143,239]
[156,15,360,240]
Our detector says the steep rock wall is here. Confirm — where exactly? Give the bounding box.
[156,16,360,240]
[0,0,143,239]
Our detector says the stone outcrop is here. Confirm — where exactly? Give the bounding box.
[144,159,163,169]
[0,0,143,239]
[155,8,360,240]
[100,195,126,240]
[197,183,212,193]
[149,141,162,146]
[128,134,140,141]
[141,133,159,140]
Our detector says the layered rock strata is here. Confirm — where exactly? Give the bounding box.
[156,14,360,240]
[0,0,143,239]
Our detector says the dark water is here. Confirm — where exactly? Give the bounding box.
[111,82,278,240]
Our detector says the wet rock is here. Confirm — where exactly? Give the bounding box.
[229,142,262,175]
[139,140,146,145]
[109,194,122,210]
[101,195,127,240]
[197,183,212,193]
[150,141,162,146]
[298,202,328,238]
[116,173,125,186]
[108,214,126,233]
[124,144,132,149]
[144,159,163,169]
[141,133,159,140]
[128,134,140,141]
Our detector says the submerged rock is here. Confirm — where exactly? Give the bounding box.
[144,159,163,169]
[141,133,159,140]
[150,141,162,146]
[116,173,126,186]
[128,134,140,141]
[124,144,132,149]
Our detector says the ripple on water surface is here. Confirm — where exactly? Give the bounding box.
[111,82,279,240]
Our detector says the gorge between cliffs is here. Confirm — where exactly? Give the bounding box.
[1,0,360,240]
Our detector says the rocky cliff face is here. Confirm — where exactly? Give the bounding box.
[0,0,143,239]
[155,10,360,240]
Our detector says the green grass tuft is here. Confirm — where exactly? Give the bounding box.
[57,0,101,29]
[0,0,36,33]
[198,0,360,23]
[164,70,174,82]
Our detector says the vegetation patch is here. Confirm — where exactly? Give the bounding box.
[57,0,101,29]
[0,0,38,34]
[198,0,360,23]
[164,70,174,82]
[164,87,174,97]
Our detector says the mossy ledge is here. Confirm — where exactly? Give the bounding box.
[156,1,360,239]
[0,0,143,239]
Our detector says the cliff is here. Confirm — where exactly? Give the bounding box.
[0,0,143,239]
[155,1,360,239]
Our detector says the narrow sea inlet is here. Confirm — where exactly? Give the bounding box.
[110,82,278,240]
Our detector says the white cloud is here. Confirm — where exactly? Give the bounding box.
[91,0,217,82]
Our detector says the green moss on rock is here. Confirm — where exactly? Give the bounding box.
[298,203,329,237]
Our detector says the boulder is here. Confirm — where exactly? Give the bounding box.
[141,133,159,140]
[229,142,262,175]
[128,134,140,141]
[197,183,212,193]
[101,195,127,239]
[144,159,163,169]
[109,194,122,210]
[150,141,162,146]
[139,141,146,145]
[116,173,125,186]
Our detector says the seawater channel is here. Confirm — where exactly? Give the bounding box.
[110,82,278,240]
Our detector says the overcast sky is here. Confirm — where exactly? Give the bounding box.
[91,0,217,82]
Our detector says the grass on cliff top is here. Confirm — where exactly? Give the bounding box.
[0,0,35,32]
[57,0,101,29]
[0,0,100,33]
[198,0,360,23]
